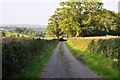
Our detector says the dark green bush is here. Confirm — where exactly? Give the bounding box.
[2,38,57,78]
[88,38,120,59]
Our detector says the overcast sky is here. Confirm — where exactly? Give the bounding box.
[0,0,119,25]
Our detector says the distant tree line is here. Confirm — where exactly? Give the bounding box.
[1,31,25,38]
[1,28,46,38]
[47,1,120,38]
[14,28,45,37]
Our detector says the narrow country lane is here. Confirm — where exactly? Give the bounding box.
[41,42,101,78]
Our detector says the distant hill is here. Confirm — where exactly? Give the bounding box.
[0,24,47,37]
[0,24,46,28]
[0,24,46,32]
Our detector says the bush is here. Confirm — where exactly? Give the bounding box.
[2,38,58,78]
[68,37,119,59]
[67,37,119,78]
[88,38,120,59]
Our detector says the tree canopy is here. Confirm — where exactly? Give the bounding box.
[47,1,120,38]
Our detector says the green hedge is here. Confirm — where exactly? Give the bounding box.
[67,37,119,78]
[2,38,58,78]
[88,38,120,59]
[68,37,119,59]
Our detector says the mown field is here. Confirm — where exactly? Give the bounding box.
[66,37,119,78]
[1,37,58,78]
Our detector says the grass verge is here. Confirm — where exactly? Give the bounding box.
[66,40,119,78]
[18,40,58,78]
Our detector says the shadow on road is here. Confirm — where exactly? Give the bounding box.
[59,38,67,41]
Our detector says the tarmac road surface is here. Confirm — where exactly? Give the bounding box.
[41,42,101,78]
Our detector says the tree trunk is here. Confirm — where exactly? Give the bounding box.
[76,31,79,37]
[56,35,59,39]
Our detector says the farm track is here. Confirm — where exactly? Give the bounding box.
[41,42,102,78]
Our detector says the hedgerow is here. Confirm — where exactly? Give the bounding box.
[88,38,120,59]
[2,38,58,78]
[67,37,120,78]
[68,37,119,59]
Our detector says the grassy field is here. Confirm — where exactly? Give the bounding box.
[66,37,119,78]
[0,31,29,37]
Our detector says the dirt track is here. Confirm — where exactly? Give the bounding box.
[41,42,102,78]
